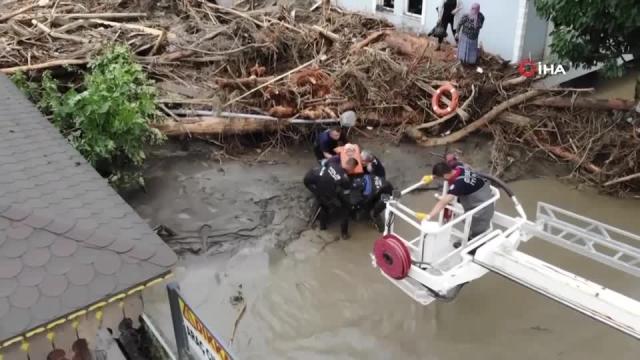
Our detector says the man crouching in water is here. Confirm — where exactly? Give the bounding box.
[304,157,359,239]
[423,161,494,247]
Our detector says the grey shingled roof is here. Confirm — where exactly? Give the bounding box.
[0,74,177,342]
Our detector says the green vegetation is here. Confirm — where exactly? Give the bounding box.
[11,45,164,188]
[535,0,640,98]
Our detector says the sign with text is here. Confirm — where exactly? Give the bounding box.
[177,295,235,360]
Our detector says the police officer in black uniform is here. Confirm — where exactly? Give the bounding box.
[304,158,359,239]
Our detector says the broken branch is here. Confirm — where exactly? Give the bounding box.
[0,59,88,74]
[0,4,38,23]
[88,19,176,40]
[32,19,88,43]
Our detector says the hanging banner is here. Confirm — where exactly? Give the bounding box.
[177,294,235,360]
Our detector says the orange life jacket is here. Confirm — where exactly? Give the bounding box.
[334,143,364,175]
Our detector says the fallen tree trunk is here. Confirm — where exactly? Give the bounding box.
[153,117,287,136]
[408,90,542,146]
[531,97,638,111]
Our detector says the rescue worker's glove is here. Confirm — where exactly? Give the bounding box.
[422,175,434,184]
[415,212,430,221]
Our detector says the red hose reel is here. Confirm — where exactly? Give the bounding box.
[373,234,412,279]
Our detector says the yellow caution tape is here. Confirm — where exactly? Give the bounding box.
[95,310,104,321]
[20,341,29,352]
[46,332,55,342]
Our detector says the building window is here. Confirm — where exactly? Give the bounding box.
[406,0,422,16]
[377,0,394,12]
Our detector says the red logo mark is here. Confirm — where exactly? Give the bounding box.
[518,59,538,78]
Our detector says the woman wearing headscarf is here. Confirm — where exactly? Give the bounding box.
[456,3,484,65]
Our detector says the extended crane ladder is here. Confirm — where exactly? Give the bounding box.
[474,243,640,339]
[534,203,640,278]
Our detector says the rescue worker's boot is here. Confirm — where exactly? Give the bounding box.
[340,216,350,240]
[318,206,329,231]
[373,214,385,233]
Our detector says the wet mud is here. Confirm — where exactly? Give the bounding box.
[129,136,640,359]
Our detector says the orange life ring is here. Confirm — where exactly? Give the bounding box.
[431,83,460,117]
[334,143,364,175]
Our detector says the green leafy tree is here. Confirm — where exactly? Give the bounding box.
[11,45,164,188]
[535,0,640,98]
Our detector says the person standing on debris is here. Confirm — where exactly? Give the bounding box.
[431,0,461,50]
[361,150,386,178]
[423,161,494,245]
[456,3,484,65]
[313,127,345,162]
[304,157,359,239]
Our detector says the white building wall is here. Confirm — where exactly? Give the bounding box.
[336,0,540,62]
[520,0,549,61]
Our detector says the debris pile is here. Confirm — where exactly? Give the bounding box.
[1,0,638,195]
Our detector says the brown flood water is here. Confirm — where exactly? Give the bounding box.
[137,141,640,359]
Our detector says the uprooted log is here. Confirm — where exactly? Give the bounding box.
[532,97,638,111]
[153,117,288,136]
[407,90,543,146]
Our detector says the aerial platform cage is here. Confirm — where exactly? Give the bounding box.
[371,176,640,340]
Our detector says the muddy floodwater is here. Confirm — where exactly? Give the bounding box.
[132,140,640,360]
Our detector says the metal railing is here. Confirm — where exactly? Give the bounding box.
[385,182,503,269]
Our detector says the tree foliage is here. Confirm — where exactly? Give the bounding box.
[11,45,164,188]
[535,0,640,77]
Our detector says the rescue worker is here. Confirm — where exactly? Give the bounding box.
[361,150,386,178]
[424,161,494,246]
[445,153,463,169]
[351,174,394,232]
[304,157,359,239]
[313,127,346,162]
